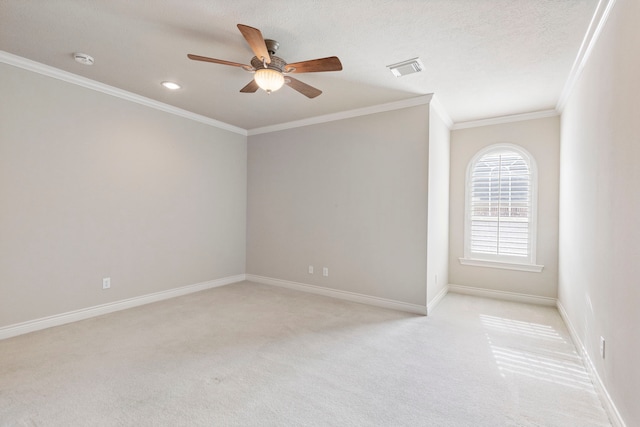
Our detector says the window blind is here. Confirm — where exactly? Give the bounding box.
[470,151,531,258]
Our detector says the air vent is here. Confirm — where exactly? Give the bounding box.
[387,58,424,77]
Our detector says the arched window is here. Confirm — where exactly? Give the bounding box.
[460,144,543,272]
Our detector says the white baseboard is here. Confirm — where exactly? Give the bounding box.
[556,301,626,427]
[448,283,557,306]
[427,284,449,314]
[0,274,246,341]
[246,275,427,315]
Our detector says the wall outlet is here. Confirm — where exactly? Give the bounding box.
[308,265,314,274]
[600,336,606,359]
[102,277,111,289]
[322,267,329,277]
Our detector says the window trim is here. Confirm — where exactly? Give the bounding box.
[458,257,544,272]
[460,143,544,272]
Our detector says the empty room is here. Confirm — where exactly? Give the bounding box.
[1,0,638,425]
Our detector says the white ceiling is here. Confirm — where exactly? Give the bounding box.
[1,0,597,130]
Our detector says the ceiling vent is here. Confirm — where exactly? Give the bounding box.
[387,58,424,77]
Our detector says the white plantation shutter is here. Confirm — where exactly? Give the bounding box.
[464,144,538,267]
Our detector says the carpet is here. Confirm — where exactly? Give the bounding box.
[0,281,611,426]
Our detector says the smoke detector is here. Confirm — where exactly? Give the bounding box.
[73,53,94,65]
[387,58,424,77]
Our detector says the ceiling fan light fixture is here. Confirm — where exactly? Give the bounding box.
[254,68,285,93]
[187,24,342,98]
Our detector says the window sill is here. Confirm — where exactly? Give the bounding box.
[458,257,544,273]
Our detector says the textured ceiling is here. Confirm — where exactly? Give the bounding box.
[1,0,597,130]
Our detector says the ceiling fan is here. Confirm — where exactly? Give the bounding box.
[188,24,343,98]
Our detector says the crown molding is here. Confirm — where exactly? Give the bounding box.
[452,109,559,130]
[0,50,247,136]
[556,0,617,112]
[0,53,437,137]
[429,94,453,129]
[248,94,434,135]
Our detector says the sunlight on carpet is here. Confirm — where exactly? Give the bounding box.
[481,314,597,392]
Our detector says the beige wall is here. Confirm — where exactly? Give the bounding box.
[449,116,560,298]
[426,104,450,306]
[559,0,640,424]
[247,105,430,306]
[0,63,247,327]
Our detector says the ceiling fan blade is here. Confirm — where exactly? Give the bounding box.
[237,24,271,64]
[187,54,250,68]
[285,56,343,73]
[285,76,322,98]
[240,80,259,93]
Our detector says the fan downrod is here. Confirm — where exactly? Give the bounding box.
[264,39,280,56]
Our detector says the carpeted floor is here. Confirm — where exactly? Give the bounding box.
[0,281,610,426]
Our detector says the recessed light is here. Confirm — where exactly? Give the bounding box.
[73,52,94,66]
[161,81,181,90]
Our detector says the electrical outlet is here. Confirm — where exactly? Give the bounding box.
[308,265,314,274]
[102,277,111,289]
[600,336,605,359]
[322,267,329,277]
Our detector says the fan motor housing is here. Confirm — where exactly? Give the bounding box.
[251,55,288,73]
